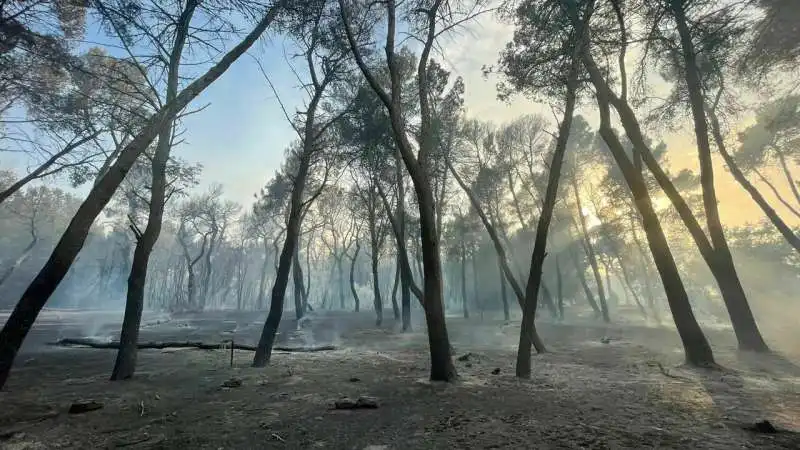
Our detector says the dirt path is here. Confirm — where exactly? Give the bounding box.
[1,313,798,449]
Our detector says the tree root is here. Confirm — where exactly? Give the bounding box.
[49,338,336,353]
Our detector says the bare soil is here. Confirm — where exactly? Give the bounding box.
[1,310,799,449]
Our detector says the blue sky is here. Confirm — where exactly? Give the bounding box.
[3,6,527,209]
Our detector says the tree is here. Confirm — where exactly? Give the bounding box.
[0,0,287,390]
[338,0,490,382]
[253,0,352,366]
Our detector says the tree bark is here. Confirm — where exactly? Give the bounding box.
[337,256,345,310]
[0,2,284,390]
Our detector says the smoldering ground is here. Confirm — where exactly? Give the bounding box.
[1,308,799,450]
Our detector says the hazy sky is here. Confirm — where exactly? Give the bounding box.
[5,10,798,229]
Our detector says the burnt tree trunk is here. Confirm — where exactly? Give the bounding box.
[572,22,715,365]
[516,61,579,377]
[349,242,361,312]
[498,255,510,321]
[253,151,311,367]
[111,3,195,375]
[391,262,401,320]
[570,244,601,316]
[257,239,270,310]
[572,178,609,322]
[555,256,564,320]
[292,246,305,320]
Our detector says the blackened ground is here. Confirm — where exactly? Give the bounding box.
[0,310,798,449]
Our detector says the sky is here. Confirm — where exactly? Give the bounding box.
[4,6,798,229]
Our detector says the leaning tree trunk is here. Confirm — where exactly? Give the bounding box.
[0,4,284,389]
[555,256,564,320]
[498,254,510,321]
[572,178,609,322]
[111,3,193,373]
[570,244,601,316]
[670,0,768,352]
[580,42,715,365]
[253,145,312,368]
[111,128,174,381]
[516,70,579,376]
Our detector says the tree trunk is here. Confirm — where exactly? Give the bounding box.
[555,256,564,320]
[540,282,558,319]
[630,217,660,323]
[394,150,412,331]
[577,31,715,364]
[571,244,601,316]
[110,11,192,370]
[349,242,361,312]
[253,146,312,367]
[572,178,609,322]
[292,246,305,320]
[339,0,455,381]
[516,65,580,377]
[111,130,174,381]
[498,254,510,321]
[391,261,401,320]
[337,256,346,309]
[199,225,219,306]
[376,183,423,306]
[257,239,270,310]
[661,1,769,352]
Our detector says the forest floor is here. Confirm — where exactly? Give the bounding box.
[1,309,799,449]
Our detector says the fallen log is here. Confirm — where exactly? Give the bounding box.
[49,338,336,353]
